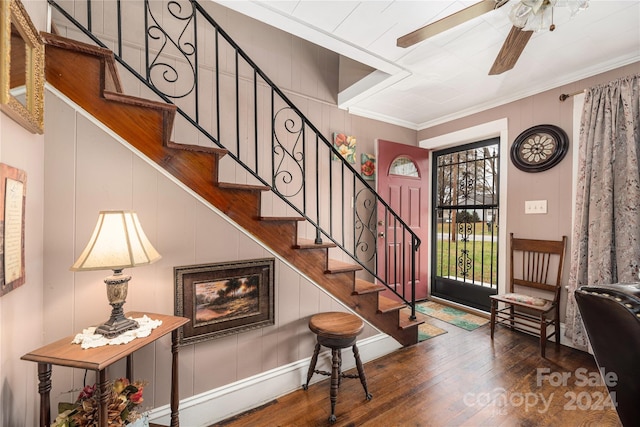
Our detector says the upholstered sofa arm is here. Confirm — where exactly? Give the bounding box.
[575,282,640,427]
[577,282,640,314]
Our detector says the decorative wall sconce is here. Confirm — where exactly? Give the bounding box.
[71,211,161,338]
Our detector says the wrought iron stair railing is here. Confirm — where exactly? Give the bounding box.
[47,0,420,318]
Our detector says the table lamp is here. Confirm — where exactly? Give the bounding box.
[70,210,161,338]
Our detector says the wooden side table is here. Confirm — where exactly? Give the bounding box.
[21,312,189,427]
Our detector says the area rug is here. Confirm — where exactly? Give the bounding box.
[418,322,447,342]
[416,301,489,331]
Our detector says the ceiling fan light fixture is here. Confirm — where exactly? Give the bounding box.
[508,0,588,32]
[509,3,535,27]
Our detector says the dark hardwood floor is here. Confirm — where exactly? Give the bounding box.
[215,315,622,427]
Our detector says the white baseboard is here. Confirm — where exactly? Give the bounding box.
[148,334,401,427]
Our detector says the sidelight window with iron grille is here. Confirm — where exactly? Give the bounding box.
[431,138,499,312]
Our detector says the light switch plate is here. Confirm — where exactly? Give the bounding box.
[525,200,547,214]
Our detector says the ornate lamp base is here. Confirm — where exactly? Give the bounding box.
[95,303,139,338]
[95,270,139,338]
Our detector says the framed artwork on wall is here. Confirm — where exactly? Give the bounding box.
[174,258,275,345]
[0,163,26,296]
[332,133,356,164]
[361,153,376,180]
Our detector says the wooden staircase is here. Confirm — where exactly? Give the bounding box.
[42,33,424,346]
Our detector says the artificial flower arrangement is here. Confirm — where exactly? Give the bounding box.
[51,378,147,427]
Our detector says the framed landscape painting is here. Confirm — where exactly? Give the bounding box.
[175,258,275,345]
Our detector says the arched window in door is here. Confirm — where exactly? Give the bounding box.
[389,156,419,177]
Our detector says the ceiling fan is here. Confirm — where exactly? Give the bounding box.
[396,0,587,75]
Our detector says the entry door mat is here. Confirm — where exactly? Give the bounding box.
[418,322,447,342]
[416,301,489,331]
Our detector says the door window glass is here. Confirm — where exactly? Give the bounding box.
[389,156,419,177]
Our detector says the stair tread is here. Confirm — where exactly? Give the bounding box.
[165,141,227,157]
[378,295,407,313]
[103,90,176,113]
[326,259,363,274]
[43,32,112,59]
[218,182,270,192]
[398,309,427,330]
[258,216,305,222]
[354,278,386,295]
[294,238,336,249]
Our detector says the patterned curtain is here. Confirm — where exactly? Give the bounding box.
[565,74,640,350]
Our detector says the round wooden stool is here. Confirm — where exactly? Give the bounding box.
[302,311,372,423]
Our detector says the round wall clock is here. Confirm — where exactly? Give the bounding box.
[510,124,569,173]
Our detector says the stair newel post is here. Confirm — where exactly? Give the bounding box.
[143,0,150,82]
[351,176,355,254]
[329,146,334,238]
[410,235,419,321]
[116,0,122,57]
[393,216,398,295]
[302,122,307,219]
[383,205,389,285]
[341,162,346,245]
[86,0,92,31]
[193,5,200,125]
[235,50,240,157]
[401,223,406,301]
[254,69,259,171]
[215,27,221,142]
[314,134,322,245]
[270,88,275,189]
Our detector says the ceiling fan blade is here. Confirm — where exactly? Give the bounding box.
[397,0,502,48]
[488,26,533,75]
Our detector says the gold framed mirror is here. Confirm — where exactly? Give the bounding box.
[1,0,44,134]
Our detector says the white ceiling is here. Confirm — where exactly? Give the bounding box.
[218,0,640,130]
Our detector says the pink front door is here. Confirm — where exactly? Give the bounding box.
[376,139,429,301]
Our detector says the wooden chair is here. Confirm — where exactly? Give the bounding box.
[490,233,567,357]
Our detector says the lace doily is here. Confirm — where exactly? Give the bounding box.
[72,315,163,349]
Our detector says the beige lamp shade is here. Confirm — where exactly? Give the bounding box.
[71,210,161,271]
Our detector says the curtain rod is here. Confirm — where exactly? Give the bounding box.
[559,90,585,102]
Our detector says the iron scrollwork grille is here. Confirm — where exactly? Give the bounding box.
[433,140,500,289]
